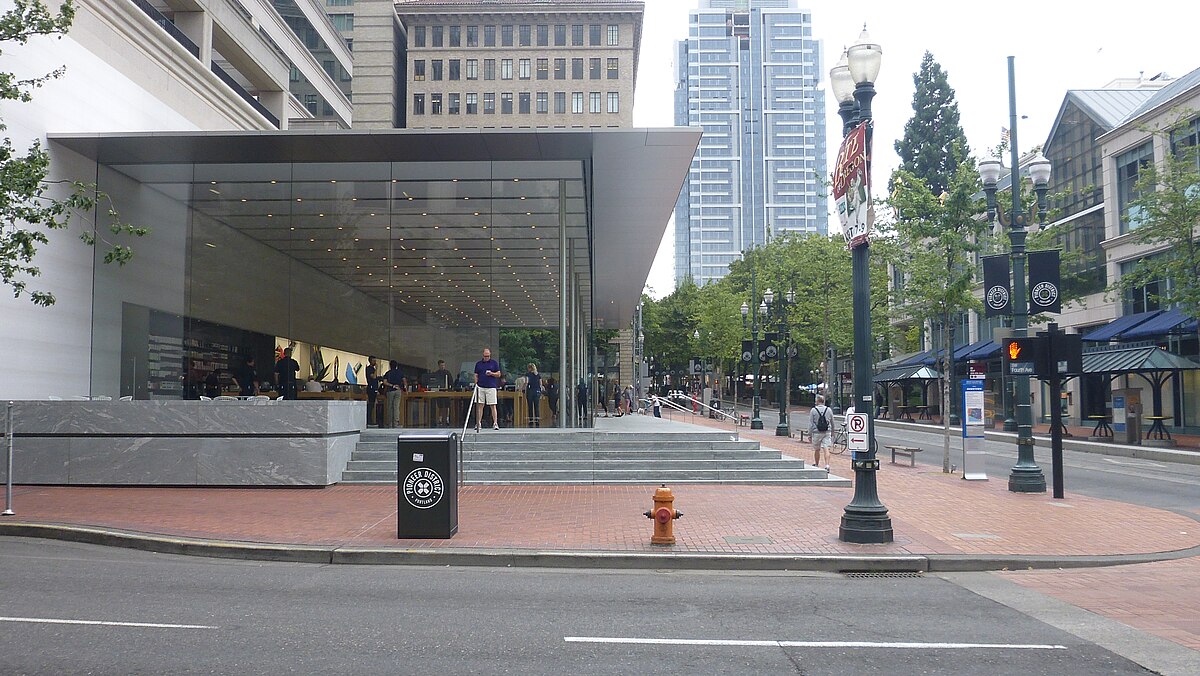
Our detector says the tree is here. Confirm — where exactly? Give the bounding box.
[1,0,144,306]
[889,158,988,473]
[1114,112,1200,343]
[894,52,971,197]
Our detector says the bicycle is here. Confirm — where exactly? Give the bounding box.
[830,423,848,455]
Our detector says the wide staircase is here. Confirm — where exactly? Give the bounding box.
[340,427,846,486]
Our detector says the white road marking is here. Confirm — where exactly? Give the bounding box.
[0,616,217,630]
[1102,458,1166,469]
[564,636,1066,650]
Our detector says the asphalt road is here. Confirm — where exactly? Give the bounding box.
[0,538,1161,675]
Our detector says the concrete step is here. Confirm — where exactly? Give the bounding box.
[350,448,779,462]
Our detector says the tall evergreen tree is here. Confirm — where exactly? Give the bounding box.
[894,52,970,197]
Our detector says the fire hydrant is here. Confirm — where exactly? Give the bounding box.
[643,485,683,545]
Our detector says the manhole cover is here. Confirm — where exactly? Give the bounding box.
[723,536,774,545]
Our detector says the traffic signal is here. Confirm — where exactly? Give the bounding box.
[1003,336,1046,377]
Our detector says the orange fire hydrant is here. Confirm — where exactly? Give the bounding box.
[644,485,683,545]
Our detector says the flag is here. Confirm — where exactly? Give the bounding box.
[832,120,872,248]
[1028,249,1062,315]
[983,254,1011,317]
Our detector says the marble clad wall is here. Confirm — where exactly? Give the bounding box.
[2,401,365,486]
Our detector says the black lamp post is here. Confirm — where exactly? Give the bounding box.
[830,27,892,544]
[740,286,765,430]
[977,57,1052,494]
[764,287,795,436]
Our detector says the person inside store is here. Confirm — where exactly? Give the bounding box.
[525,363,542,428]
[275,347,300,400]
[431,359,453,426]
[545,377,559,424]
[234,356,259,397]
[473,347,502,432]
[204,368,222,399]
[366,357,379,426]
[383,360,405,427]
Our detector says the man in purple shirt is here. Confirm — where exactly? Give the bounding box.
[473,347,502,431]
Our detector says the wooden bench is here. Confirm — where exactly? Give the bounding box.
[886,445,923,467]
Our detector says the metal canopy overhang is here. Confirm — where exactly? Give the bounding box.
[50,128,700,329]
[873,365,939,384]
[1081,345,1200,375]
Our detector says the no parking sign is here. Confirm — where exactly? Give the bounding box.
[846,412,868,452]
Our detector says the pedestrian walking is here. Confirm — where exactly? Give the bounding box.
[810,394,833,472]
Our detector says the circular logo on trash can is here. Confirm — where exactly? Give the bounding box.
[403,468,444,509]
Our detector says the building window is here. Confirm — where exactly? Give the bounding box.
[483,93,495,114]
[449,59,460,80]
[607,24,619,46]
[519,59,531,80]
[322,60,335,77]
[1116,141,1153,234]
[326,0,352,5]
[589,58,601,79]
[413,60,425,81]
[413,94,424,115]
[554,91,566,114]
[536,91,548,114]
[519,92,530,114]
[536,58,548,80]
[484,25,495,47]
[607,58,618,79]
[571,24,583,46]
[431,93,442,115]
[305,94,318,114]
[519,24,531,46]
[449,26,460,47]
[537,24,548,46]
[412,25,425,48]
[589,24,601,46]
[329,14,353,31]
[501,24,513,47]
[431,59,443,81]
[501,92,513,114]
[466,26,478,47]
[466,59,478,80]
[431,25,443,47]
[572,92,583,114]
[553,58,565,80]
[449,93,460,115]
[589,91,601,113]
[484,59,495,80]
[466,93,477,114]
[554,24,566,46]
[571,58,583,79]
[607,92,619,113]
[501,59,513,80]
[289,66,300,82]
[1171,116,1200,171]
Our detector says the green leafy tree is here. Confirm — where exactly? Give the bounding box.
[889,158,987,472]
[1114,112,1200,343]
[894,52,971,197]
[1,0,144,306]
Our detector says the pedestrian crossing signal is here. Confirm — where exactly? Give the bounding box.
[1007,341,1022,360]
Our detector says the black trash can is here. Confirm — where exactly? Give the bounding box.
[708,399,722,419]
[397,432,458,538]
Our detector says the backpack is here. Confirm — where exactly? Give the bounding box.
[815,406,829,432]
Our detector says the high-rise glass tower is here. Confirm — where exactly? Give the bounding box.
[674,0,827,286]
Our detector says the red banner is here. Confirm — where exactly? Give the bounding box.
[832,121,872,249]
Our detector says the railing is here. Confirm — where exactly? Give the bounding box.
[667,392,740,425]
[210,62,281,128]
[4,401,14,516]
[457,386,479,486]
[131,0,200,58]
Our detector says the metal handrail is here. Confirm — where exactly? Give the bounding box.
[670,392,739,424]
[3,401,14,516]
[457,386,479,486]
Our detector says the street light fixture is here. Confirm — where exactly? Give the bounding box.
[831,26,892,544]
[979,65,1051,493]
[742,281,765,430]
[764,287,795,436]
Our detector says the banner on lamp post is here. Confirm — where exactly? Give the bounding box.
[983,254,1012,317]
[833,120,873,249]
[1028,249,1062,315]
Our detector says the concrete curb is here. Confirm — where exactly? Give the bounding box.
[4,521,1198,573]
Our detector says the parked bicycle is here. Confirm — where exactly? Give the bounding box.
[830,422,848,455]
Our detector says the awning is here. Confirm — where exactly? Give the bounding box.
[873,365,940,383]
[954,339,998,362]
[1119,309,1199,340]
[1082,345,1200,374]
[1081,310,1161,342]
[876,350,922,370]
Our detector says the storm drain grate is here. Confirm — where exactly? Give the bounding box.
[723,536,774,545]
[843,572,924,578]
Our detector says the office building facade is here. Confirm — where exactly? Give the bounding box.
[674,0,827,286]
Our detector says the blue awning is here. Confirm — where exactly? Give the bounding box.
[897,350,932,366]
[1081,310,1162,342]
[1119,309,1199,340]
[957,339,1000,361]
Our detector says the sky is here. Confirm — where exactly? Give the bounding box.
[631,0,1199,299]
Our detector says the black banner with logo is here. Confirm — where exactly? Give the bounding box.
[1028,249,1062,315]
[983,254,1011,317]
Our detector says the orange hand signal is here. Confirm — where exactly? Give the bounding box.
[1007,341,1022,360]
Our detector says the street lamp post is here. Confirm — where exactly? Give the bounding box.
[740,285,765,430]
[830,27,892,544]
[765,287,795,436]
[978,58,1052,494]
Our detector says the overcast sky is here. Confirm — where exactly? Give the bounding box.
[632,0,1198,299]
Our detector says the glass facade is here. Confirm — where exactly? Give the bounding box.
[674,2,827,286]
[88,156,592,406]
[1116,141,1153,234]
[1043,100,1108,297]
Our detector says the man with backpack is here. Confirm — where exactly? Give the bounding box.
[810,394,833,471]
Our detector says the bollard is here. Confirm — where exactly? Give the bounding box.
[643,485,682,545]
